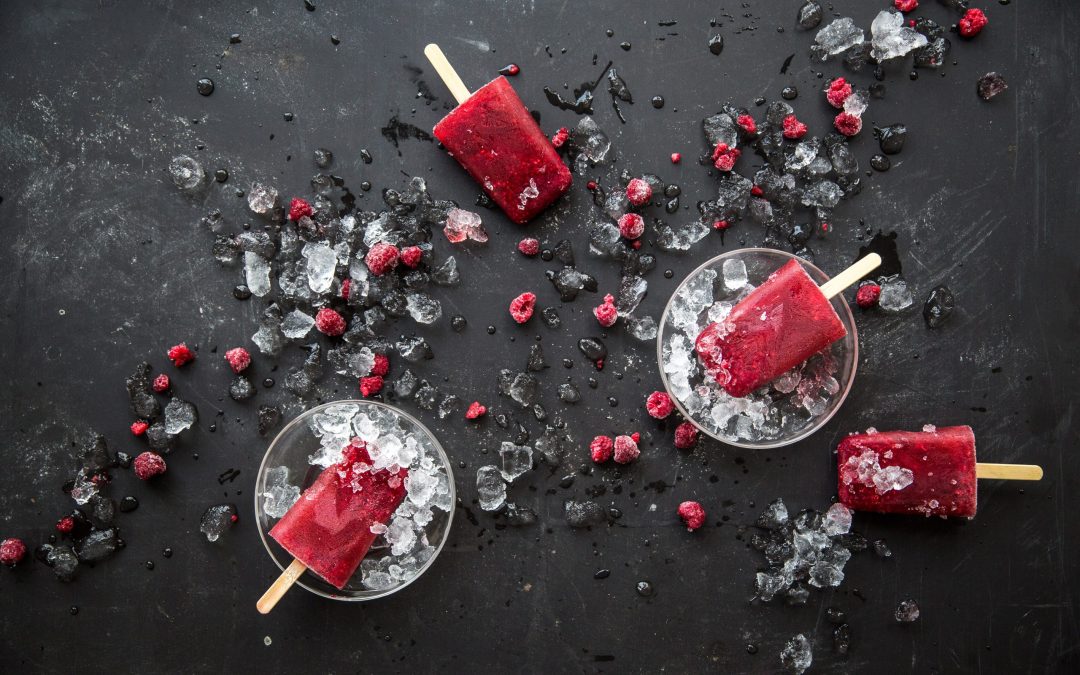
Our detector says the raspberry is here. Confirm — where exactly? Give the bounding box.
[224,347,251,374]
[400,245,423,269]
[750,185,764,197]
[646,391,674,419]
[509,292,537,324]
[133,451,166,480]
[315,307,347,336]
[958,8,987,37]
[359,375,383,397]
[551,127,570,148]
[674,422,699,449]
[713,219,730,231]
[736,114,757,135]
[130,420,149,436]
[894,0,918,11]
[826,77,853,108]
[833,112,863,137]
[613,435,640,464]
[56,516,75,534]
[167,343,195,367]
[340,278,351,300]
[631,432,640,443]
[625,178,653,206]
[593,294,618,328]
[517,238,540,256]
[0,538,27,566]
[288,197,313,221]
[670,152,682,164]
[370,353,389,377]
[782,114,808,140]
[618,213,645,240]
[465,401,487,419]
[589,435,614,463]
[365,242,400,276]
[711,143,741,172]
[152,374,170,392]
[856,284,882,309]
[678,501,707,531]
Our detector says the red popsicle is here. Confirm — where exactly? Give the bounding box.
[426,44,572,224]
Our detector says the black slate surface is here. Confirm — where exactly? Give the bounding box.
[1,1,1078,672]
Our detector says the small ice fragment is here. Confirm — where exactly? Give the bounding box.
[498,442,533,482]
[302,243,338,294]
[262,466,301,518]
[169,155,204,190]
[444,208,486,243]
[244,252,272,297]
[164,397,197,434]
[247,183,278,214]
[977,72,1008,101]
[571,116,611,174]
[281,310,315,339]
[406,293,442,325]
[821,503,853,536]
[812,17,865,60]
[626,315,658,341]
[895,599,921,623]
[431,256,460,285]
[70,473,99,506]
[842,90,868,117]
[564,499,607,528]
[870,10,928,62]
[476,466,506,512]
[199,503,238,542]
[878,275,914,312]
[780,634,813,674]
[722,258,748,291]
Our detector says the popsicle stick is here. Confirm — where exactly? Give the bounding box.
[819,253,883,300]
[424,44,471,105]
[257,558,307,614]
[975,463,1044,481]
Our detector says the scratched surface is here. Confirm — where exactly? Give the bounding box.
[0,1,1078,672]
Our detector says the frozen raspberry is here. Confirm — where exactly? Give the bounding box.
[400,245,423,269]
[359,375,383,397]
[678,501,707,531]
[370,353,389,377]
[711,143,741,172]
[133,451,166,480]
[782,114,808,140]
[340,278,351,300]
[670,152,682,164]
[646,391,675,419]
[465,401,487,419]
[56,516,75,534]
[0,538,27,566]
[167,343,195,367]
[894,0,918,11]
[856,284,882,309]
[826,77,853,108]
[674,422,699,449]
[152,374,170,392]
[509,292,537,324]
[365,242,400,276]
[625,178,653,206]
[613,435,640,464]
[713,219,730,231]
[288,197,313,221]
[550,126,570,148]
[834,112,863,137]
[130,420,149,436]
[618,213,645,240]
[315,307,346,336]
[589,435,614,463]
[958,8,988,37]
[750,185,764,197]
[593,294,618,328]
[224,347,251,374]
[517,238,540,256]
[736,114,757,135]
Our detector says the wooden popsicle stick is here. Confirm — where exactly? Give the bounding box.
[256,558,307,614]
[424,44,471,105]
[975,463,1044,481]
[819,253,882,300]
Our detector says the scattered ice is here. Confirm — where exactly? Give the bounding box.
[70,473,99,505]
[431,256,460,285]
[164,397,197,434]
[262,466,301,518]
[822,503,853,536]
[839,449,915,494]
[281,310,315,340]
[406,293,442,325]
[878,274,914,313]
[169,155,204,190]
[571,116,611,174]
[564,500,607,528]
[477,466,507,511]
[811,17,864,60]
[498,442,533,482]
[870,10,928,62]
[895,599,921,623]
[615,276,648,316]
[444,208,487,243]
[722,259,748,291]
[199,504,237,542]
[842,90,869,117]
[247,183,278,215]
[626,315,658,341]
[780,634,812,674]
[244,252,272,297]
[302,243,337,294]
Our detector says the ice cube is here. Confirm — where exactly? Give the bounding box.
[498,442,533,482]
[780,634,813,674]
[870,10,928,62]
[406,293,442,325]
[757,498,789,529]
[571,116,610,174]
[797,2,822,30]
[262,466,301,518]
[199,503,238,542]
[476,466,507,512]
[281,310,315,340]
[895,599,921,623]
[801,180,843,208]
[722,259,748,291]
[247,183,279,215]
[842,91,868,117]
[821,503,853,536]
[244,252,272,297]
[444,208,485,243]
[625,315,657,341]
[615,276,648,316]
[431,256,460,285]
[169,155,205,190]
[302,243,337,294]
[812,17,864,60]
[164,397,197,434]
[878,275,914,313]
[977,72,1008,101]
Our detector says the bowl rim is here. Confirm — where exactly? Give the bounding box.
[656,247,859,449]
[254,399,456,602]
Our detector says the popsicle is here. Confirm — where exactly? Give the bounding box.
[695,254,881,397]
[257,440,407,613]
[837,425,1043,518]
[425,44,572,224]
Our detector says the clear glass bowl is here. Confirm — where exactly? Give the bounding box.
[254,400,455,602]
[657,248,858,449]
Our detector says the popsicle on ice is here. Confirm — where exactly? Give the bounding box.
[426,44,572,224]
[837,425,1043,518]
[695,255,880,397]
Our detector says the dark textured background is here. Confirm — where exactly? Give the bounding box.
[1,1,1077,672]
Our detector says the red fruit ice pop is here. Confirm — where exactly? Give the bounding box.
[258,440,407,612]
[837,424,1042,518]
[696,254,880,397]
[426,44,572,224]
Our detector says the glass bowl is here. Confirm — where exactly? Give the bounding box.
[657,248,858,449]
[254,400,455,601]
